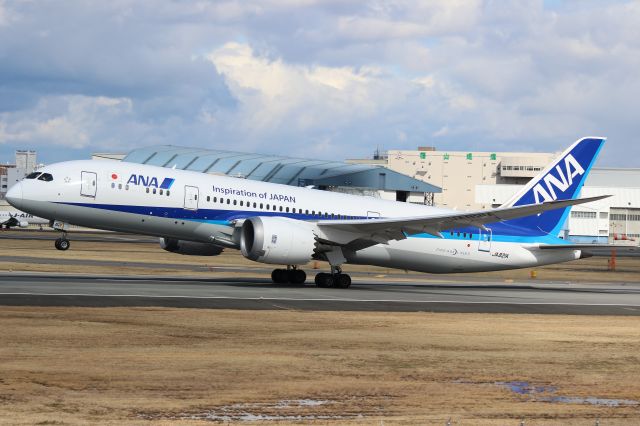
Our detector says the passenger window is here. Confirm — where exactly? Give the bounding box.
[159,189,162,195]
[166,191,170,196]
[207,196,210,202]
[111,182,115,189]
[146,188,150,193]
[126,185,130,191]
[233,199,237,205]
[153,188,157,194]
[26,172,41,179]
[240,200,243,206]
[279,206,283,212]
[227,199,230,204]
[253,202,257,208]
[273,205,276,211]
[118,183,122,189]
[213,197,217,202]
[286,207,290,213]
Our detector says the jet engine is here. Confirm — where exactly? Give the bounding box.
[240,217,317,265]
[4,217,28,228]
[159,238,224,256]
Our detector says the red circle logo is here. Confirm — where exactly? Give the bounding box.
[111,173,118,180]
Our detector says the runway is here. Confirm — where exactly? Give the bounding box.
[2,273,640,315]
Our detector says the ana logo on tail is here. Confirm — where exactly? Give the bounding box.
[533,154,585,204]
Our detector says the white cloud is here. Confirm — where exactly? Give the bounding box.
[208,42,404,135]
[0,0,639,165]
[0,96,135,148]
[0,0,12,27]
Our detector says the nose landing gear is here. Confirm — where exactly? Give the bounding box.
[52,221,71,251]
[54,235,70,251]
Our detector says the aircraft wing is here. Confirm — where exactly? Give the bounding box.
[315,195,609,247]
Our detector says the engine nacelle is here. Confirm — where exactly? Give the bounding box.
[159,238,224,256]
[18,221,28,228]
[240,217,316,265]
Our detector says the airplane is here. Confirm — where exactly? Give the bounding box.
[5,136,619,288]
[0,208,49,229]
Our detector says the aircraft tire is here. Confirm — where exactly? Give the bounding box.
[55,238,70,251]
[314,273,333,288]
[336,274,351,289]
[289,269,306,284]
[271,269,288,284]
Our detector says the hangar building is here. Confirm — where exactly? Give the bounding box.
[121,145,441,204]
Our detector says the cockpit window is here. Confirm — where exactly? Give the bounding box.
[25,172,41,179]
[37,173,54,182]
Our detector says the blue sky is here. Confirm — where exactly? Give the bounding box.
[0,0,638,166]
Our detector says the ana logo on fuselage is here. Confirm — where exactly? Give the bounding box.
[127,174,175,190]
[532,154,585,204]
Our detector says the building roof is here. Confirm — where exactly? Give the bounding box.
[123,145,441,193]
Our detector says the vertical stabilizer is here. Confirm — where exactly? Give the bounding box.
[500,137,605,236]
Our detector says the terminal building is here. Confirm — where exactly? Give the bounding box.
[1,150,39,201]
[349,147,640,244]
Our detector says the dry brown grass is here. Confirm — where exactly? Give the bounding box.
[0,308,640,425]
[2,232,640,424]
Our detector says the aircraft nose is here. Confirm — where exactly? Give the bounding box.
[6,182,23,209]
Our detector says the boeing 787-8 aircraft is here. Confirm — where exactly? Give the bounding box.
[6,137,611,288]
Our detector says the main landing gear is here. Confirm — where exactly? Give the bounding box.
[54,232,70,251]
[270,265,352,288]
[314,265,351,289]
[271,267,307,284]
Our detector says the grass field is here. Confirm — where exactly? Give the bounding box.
[1,308,640,425]
[1,233,640,424]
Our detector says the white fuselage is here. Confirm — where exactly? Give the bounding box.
[6,160,580,273]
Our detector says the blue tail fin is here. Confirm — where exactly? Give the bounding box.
[501,136,605,236]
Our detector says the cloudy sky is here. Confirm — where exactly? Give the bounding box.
[0,0,638,166]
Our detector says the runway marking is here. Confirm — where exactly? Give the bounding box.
[1,292,640,307]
